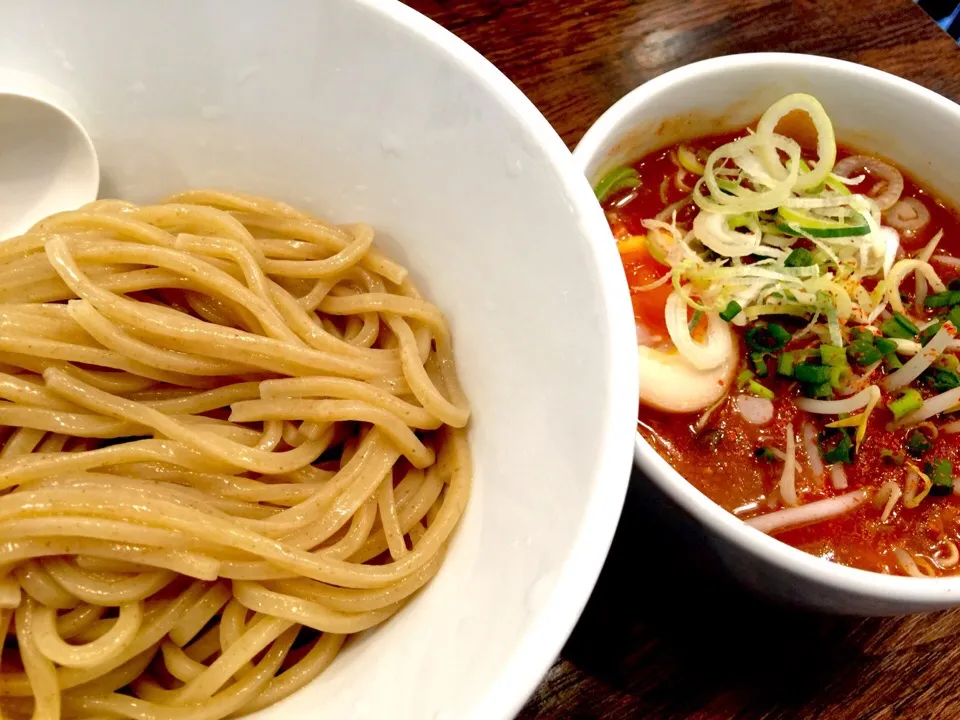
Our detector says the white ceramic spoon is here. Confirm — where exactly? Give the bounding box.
[0,90,98,239]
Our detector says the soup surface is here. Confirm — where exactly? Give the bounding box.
[599,94,960,577]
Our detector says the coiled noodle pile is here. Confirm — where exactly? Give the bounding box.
[0,191,472,720]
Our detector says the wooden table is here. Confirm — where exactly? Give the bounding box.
[408,1,960,718]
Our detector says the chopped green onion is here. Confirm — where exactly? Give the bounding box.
[938,354,960,371]
[924,291,960,309]
[919,321,944,346]
[750,352,769,377]
[754,446,777,462]
[880,318,912,340]
[747,380,775,400]
[794,363,832,384]
[847,341,882,366]
[925,459,953,496]
[820,344,847,367]
[819,427,854,464]
[784,247,815,267]
[887,388,923,421]
[894,312,920,334]
[688,309,703,332]
[745,322,792,352]
[948,306,960,329]
[880,312,920,339]
[927,367,960,392]
[880,449,905,465]
[719,301,742,322]
[677,144,706,175]
[906,428,933,458]
[594,166,640,203]
[875,337,898,355]
[829,365,851,390]
[804,381,834,399]
[778,351,795,377]
[736,369,754,390]
[884,353,904,372]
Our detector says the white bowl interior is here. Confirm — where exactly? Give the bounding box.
[0,0,638,716]
[575,53,960,615]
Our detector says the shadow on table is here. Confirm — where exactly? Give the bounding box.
[518,465,960,720]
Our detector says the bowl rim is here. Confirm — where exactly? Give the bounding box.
[572,51,960,604]
[361,1,639,716]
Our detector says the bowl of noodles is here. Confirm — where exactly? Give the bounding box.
[576,53,960,615]
[0,1,638,718]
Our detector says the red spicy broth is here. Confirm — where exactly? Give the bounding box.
[600,103,960,577]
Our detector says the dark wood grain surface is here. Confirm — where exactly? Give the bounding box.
[407,1,960,718]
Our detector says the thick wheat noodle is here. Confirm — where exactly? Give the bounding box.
[62,239,298,342]
[16,561,80,609]
[160,641,206,682]
[0,539,219,580]
[49,241,391,380]
[230,212,406,285]
[164,190,310,220]
[69,301,255,376]
[265,280,401,368]
[228,398,433,466]
[32,601,143,668]
[0,428,46,462]
[0,193,471,720]
[0,332,216,387]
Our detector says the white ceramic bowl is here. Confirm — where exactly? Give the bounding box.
[574,52,960,616]
[0,1,639,717]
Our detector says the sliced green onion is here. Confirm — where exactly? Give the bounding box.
[906,429,933,458]
[894,312,920,335]
[884,353,904,372]
[677,144,706,175]
[747,380,775,400]
[719,301,742,322]
[880,312,919,339]
[755,94,837,193]
[938,354,960,371]
[745,322,792,352]
[846,341,882,366]
[819,427,854,464]
[784,247,815,267]
[829,364,851,390]
[820,345,847,367]
[594,166,640,203]
[794,363,832,384]
[924,291,960,309]
[778,351,795,377]
[919,321,943,346]
[754,446,777,462]
[750,352,769,378]
[736,369,754,390]
[887,388,923,421]
[823,174,853,196]
[927,367,960,392]
[948,306,960,329]
[875,337,898,355]
[926,459,953,496]
[805,381,834,399]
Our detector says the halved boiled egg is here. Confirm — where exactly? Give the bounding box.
[637,322,738,413]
